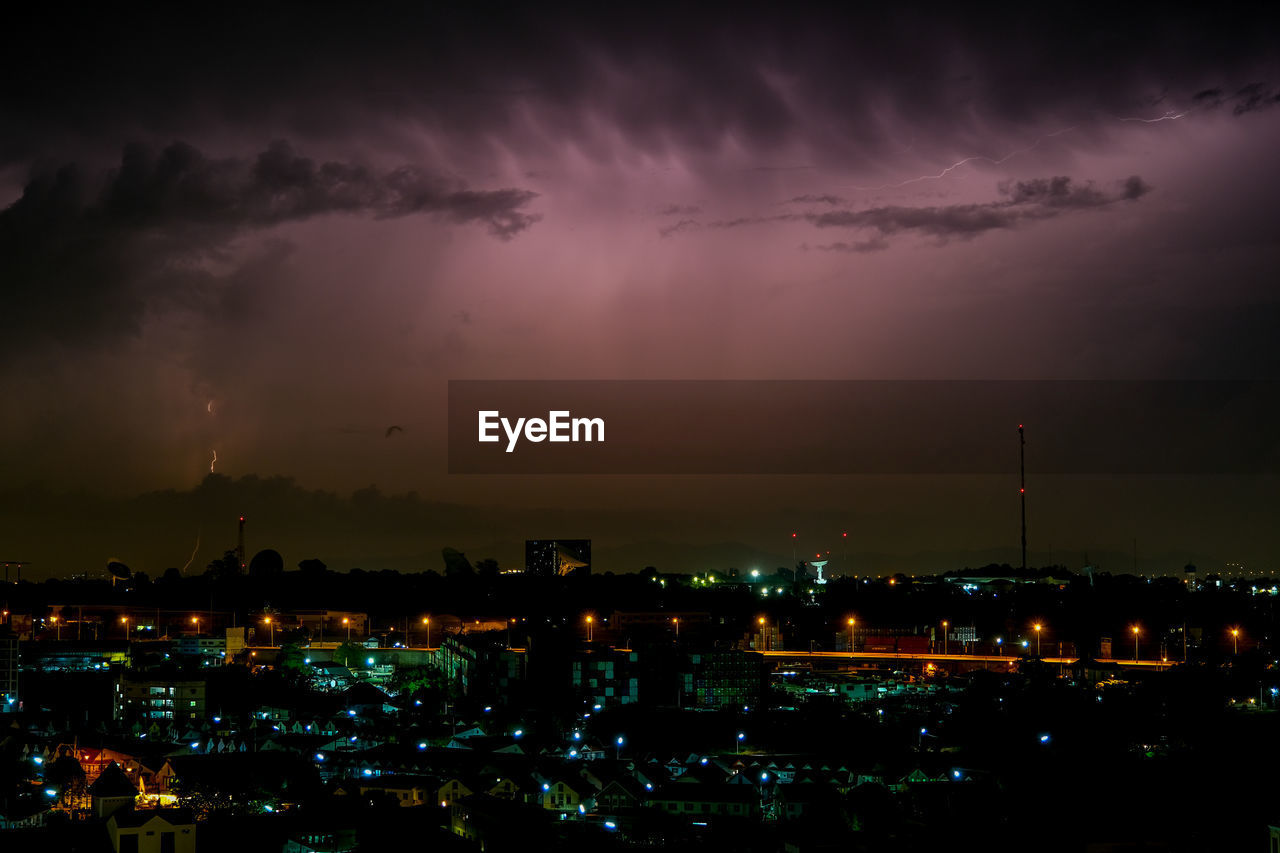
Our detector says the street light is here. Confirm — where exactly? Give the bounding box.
[672,617,679,639]
[120,615,129,639]
[50,616,59,641]
[191,616,200,636]
[1131,625,1141,661]
[736,732,745,754]
[263,616,274,647]
[847,617,856,653]
[995,637,1003,656]
[422,616,431,649]
[1033,623,1042,657]
[941,620,949,655]
[586,615,594,643]
[343,617,351,641]
[615,735,624,760]
[758,616,768,652]
[1231,627,1240,655]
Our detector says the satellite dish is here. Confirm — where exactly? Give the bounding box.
[106,560,132,580]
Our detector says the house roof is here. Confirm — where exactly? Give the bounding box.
[650,783,760,804]
[89,761,139,798]
[108,806,195,828]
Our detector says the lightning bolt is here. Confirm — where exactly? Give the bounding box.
[207,400,214,413]
[848,126,1077,191]
[210,450,217,473]
[1119,110,1186,123]
[180,530,201,575]
[846,104,1195,195]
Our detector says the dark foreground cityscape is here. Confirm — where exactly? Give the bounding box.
[3,542,1280,852]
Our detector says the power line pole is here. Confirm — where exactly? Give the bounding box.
[1019,424,1027,573]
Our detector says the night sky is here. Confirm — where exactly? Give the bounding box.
[3,5,1279,578]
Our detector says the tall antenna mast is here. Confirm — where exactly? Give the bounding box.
[237,516,246,571]
[1019,424,1027,572]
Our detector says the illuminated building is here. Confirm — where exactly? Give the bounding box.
[524,540,591,577]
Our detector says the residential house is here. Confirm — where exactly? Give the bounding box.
[105,807,196,853]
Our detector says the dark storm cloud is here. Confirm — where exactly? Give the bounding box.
[1231,83,1280,115]
[657,204,701,216]
[97,140,538,234]
[0,141,539,351]
[658,219,701,238]
[810,176,1150,239]
[1,6,1276,169]
[707,176,1151,244]
[806,238,891,254]
[787,195,848,206]
[1187,84,1280,115]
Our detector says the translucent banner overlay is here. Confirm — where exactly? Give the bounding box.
[448,380,1280,474]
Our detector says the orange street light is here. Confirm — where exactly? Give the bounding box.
[1033,623,1042,657]
[585,615,594,643]
[422,616,431,649]
[846,617,856,653]
[1231,627,1240,655]
[1131,624,1141,661]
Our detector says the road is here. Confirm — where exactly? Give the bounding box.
[760,649,1174,669]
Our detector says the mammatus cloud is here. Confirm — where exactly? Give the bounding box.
[0,141,539,351]
[690,176,1151,247]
